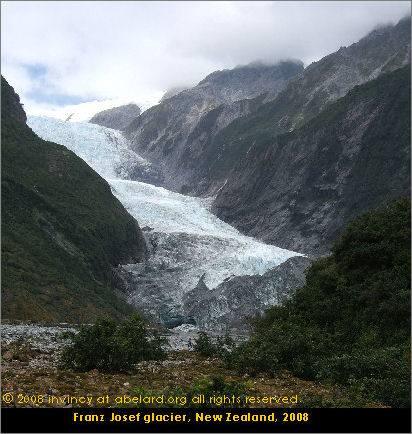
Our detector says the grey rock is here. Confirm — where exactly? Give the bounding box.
[182,256,311,332]
[160,87,188,102]
[125,17,410,198]
[90,103,141,130]
[123,61,303,194]
[1,324,78,351]
[212,64,411,256]
[199,17,411,198]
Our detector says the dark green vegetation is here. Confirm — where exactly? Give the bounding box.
[225,198,411,407]
[2,76,147,322]
[213,64,411,255]
[193,331,235,357]
[60,314,167,373]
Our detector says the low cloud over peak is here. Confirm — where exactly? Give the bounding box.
[1,1,410,114]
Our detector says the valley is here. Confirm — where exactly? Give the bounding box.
[27,115,304,329]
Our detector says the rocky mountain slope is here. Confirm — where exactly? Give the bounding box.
[1,76,148,322]
[89,103,141,130]
[124,18,410,197]
[212,65,411,256]
[190,17,411,196]
[123,61,304,193]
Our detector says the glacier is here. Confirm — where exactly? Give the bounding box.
[27,115,304,328]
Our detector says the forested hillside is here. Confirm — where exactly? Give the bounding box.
[2,77,147,322]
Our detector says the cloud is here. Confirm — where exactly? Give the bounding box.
[1,1,410,113]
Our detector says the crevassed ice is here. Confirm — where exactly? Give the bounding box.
[27,116,151,180]
[27,115,303,293]
[109,178,300,289]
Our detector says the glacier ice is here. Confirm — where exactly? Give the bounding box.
[109,178,301,290]
[27,116,163,185]
[27,115,304,327]
[28,116,152,179]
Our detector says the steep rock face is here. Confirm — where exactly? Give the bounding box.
[212,65,411,256]
[182,256,311,331]
[2,76,148,323]
[90,103,141,130]
[193,17,411,196]
[124,61,304,193]
[125,18,410,197]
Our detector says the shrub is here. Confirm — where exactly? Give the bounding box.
[315,346,411,407]
[223,198,411,407]
[59,313,167,373]
[189,375,247,407]
[225,338,280,376]
[193,331,235,358]
[193,331,217,357]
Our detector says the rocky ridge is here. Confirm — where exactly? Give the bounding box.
[182,256,311,331]
[123,18,410,198]
[195,17,411,197]
[123,61,304,193]
[89,103,141,130]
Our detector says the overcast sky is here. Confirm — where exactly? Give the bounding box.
[1,1,410,114]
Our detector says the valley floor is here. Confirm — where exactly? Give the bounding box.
[1,324,388,409]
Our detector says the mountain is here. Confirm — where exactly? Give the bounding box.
[191,17,411,196]
[89,103,141,130]
[1,76,148,323]
[160,86,188,102]
[212,64,411,256]
[125,17,410,197]
[124,60,304,193]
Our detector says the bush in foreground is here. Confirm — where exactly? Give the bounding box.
[59,313,167,373]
